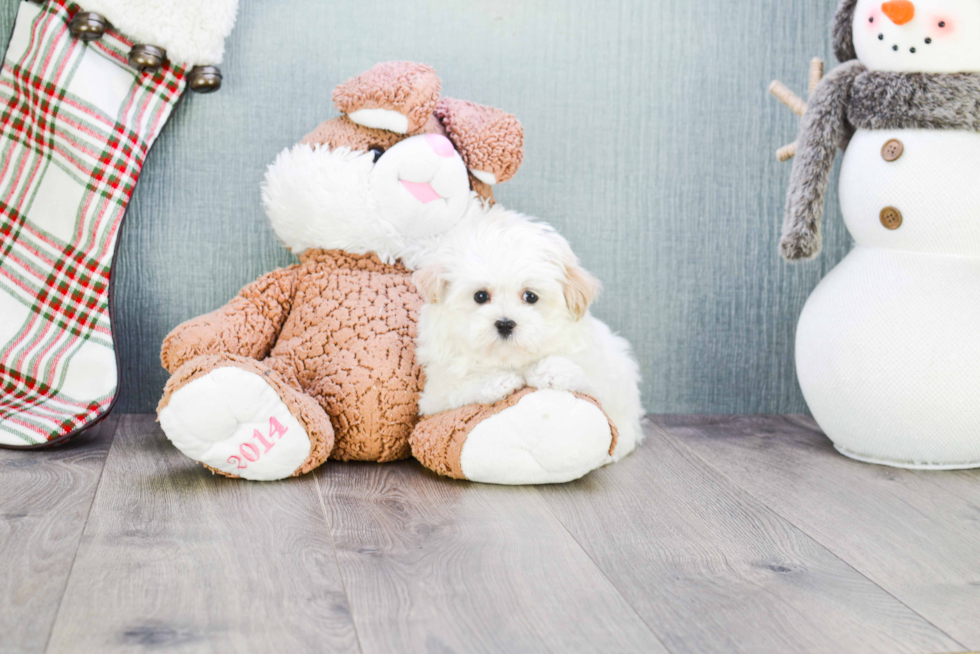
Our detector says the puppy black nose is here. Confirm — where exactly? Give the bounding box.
[495,318,517,337]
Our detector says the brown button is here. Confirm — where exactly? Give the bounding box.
[880,206,903,230]
[881,139,904,162]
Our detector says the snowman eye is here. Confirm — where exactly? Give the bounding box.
[939,21,946,27]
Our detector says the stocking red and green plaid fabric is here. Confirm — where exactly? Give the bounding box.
[0,0,186,446]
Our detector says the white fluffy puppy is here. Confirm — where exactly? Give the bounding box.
[413,207,644,459]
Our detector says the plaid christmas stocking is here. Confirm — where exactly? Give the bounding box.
[0,0,237,448]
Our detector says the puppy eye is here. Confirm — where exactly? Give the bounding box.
[370,147,384,163]
[474,290,490,304]
[523,291,539,304]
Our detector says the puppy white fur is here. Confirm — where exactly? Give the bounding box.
[414,207,644,459]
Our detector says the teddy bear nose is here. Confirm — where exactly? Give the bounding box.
[881,0,915,25]
[495,318,516,337]
[425,133,457,158]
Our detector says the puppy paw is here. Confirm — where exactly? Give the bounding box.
[526,357,595,396]
[479,373,526,405]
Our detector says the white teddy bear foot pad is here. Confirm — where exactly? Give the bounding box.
[159,367,312,481]
[459,389,614,485]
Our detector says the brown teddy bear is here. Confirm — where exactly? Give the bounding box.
[157,61,620,483]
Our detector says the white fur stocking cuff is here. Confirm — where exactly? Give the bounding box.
[81,0,239,66]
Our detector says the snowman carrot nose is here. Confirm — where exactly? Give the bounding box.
[882,0,915,25]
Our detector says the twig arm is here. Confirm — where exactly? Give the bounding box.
[769,81,807,117]
[808,58,825,97]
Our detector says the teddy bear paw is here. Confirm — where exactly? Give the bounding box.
[159,367,312,481]
[459,389,613,485]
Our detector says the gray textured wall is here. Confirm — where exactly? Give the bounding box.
[0,0,852,415]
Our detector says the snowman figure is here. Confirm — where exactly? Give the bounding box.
[777,0,980,468]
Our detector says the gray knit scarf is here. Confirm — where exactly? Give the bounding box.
[780,62,980,260]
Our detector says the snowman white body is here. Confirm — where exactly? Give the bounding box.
[794,0,980,468]
[797,129,980,468]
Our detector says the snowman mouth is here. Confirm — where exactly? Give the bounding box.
[400,179,443,204]
[877,33,930,54]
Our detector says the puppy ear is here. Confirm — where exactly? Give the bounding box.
[413,265,448,304]
[563,262,600,320]
[542,227,600,320]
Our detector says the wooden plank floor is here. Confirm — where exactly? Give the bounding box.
[2,415,978,654]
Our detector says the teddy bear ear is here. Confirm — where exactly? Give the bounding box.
[435,98,524,186]
[332,61,441,135]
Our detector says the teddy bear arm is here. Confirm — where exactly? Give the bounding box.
[160,266,300,373]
